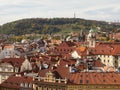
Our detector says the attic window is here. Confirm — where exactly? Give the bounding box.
[25,83,28,87]
[20,83,24,87]
[80,80,83,84]
[29,83,32,88]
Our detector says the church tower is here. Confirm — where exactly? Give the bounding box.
[87,28,96,47]
[78,30,85,42]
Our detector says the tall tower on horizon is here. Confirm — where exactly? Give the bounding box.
[74,12,76,18]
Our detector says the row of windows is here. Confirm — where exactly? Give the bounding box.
[55,49,72,52]
[103,60,110,63]
[36,87,65,90]
[68,85,120,89]
[4,51,15,54]
[20,83,32,88]
[99,55,112,58]
[0,67,13,72]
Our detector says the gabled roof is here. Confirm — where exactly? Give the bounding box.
[93,60,105,67]
[55,66,69,79]
[89,42,120,55]
[0,75,33,89]
[69,72,120,84]
[0,57,25,67]
[59,41,76,47]
[75,46,88,56]
[59,59,76,66]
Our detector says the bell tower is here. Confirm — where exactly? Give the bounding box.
[78,30,86,42]
[87,28,96,47]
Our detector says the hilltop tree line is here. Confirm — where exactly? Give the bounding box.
[0,18,120,36]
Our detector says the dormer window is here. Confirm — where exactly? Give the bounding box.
[29,83,32,88]
[20,83,24,87]
[25,83,28,87]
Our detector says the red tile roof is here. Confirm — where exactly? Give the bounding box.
[93,60,105,67]
[0,57,25,67]
[69,72,120,85]
[75,46,88,56]
[0,75,33,89]
[54,41,76,55]
[89,42,120,55]
[55,66,69,79]
[59,59,76,66]
[59,41,76,47]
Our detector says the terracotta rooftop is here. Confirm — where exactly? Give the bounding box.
[75,46,88,56]
[93,60,105,67]
[0,75,33,89]
[0,57,25,67]
[89,42,120,55]
[69,72,120,85]
[59,41,76,47]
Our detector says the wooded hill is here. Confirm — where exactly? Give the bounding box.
[0,18,120,35]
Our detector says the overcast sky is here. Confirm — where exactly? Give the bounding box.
[0,0,120,25]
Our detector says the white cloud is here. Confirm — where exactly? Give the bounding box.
[0,0,120,25]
